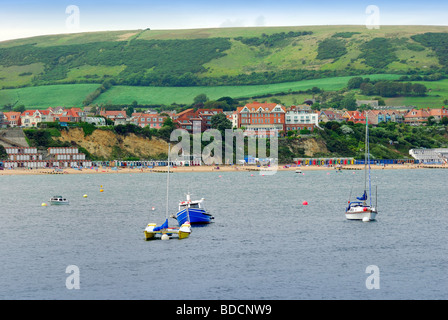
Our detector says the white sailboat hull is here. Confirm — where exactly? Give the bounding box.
[345,207,377,221]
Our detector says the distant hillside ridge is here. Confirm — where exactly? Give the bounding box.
[1,25,448,89]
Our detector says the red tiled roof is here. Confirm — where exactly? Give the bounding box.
[242,102,285,112]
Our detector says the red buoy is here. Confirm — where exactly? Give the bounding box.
[363,207,368,212]
[302,201,308,206]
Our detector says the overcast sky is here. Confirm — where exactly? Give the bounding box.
[0,0,447,41]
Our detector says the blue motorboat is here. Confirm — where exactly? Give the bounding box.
[175,193,214,225]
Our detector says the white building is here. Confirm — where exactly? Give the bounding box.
[409,148,448,164]
[85,117,106,126]
[285,108,319,132]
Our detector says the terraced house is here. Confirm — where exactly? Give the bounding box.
[366,110,405,125]
[173,108,223,133]
[2,112,22,127]
[131,112,166,128]
[237,102,286,137]
[285,105,319,132]
[404,107,448,125]
[404,108,431,125]
[20,109,52,128]
[99,109,127,125]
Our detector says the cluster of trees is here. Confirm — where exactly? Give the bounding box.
[348,77,427,97]
[316,38,347,60]
[412,33,448,67]
[311,91,358,111]
[360,81,427,97]
[234,31,312,47]
[359,38,398,69]
[332,32,361,39]
[83,79,115,106]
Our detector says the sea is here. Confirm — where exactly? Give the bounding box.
[0,168,447,300]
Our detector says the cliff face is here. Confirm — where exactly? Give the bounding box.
[54,128,329,161]
[280,136,329,158]
[56,128,168,159]
[299,137,329,157]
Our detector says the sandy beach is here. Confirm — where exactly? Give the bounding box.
[1,163,447,176]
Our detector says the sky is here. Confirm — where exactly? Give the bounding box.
[0,0,447,41]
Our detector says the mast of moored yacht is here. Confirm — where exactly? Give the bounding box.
[367,113,372,207]
[364,112,368,200]
[165,143,170,226]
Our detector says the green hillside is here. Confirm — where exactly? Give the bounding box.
[1,25,448,108]
[95,74,401,105]
[0,84,99,108]
[1,25,448,88]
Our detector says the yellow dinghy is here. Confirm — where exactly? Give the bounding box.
[143,143,192,241]
[144,221,191,241]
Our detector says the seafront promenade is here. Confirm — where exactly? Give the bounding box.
[1,163,447,176]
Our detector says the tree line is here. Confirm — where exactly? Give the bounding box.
[348,77,427,97]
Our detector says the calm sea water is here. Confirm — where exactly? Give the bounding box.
[0,169,447,300]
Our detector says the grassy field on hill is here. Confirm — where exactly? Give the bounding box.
[0,84,99,108]
[1,74,447,108]
[94,74,401,105]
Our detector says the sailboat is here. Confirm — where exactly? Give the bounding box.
[345,113,378,221]
[144,144,192,240]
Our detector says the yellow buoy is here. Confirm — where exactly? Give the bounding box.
[83,194,88,198]
[41,203,47,207]
[100,189,104,192]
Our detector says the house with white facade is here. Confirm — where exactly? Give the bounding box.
[285,107,319,132]
[20,110,53,128]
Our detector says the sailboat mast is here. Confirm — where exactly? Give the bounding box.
[166,143,170,221]
[364,112,368,193]
[366,112,372,207]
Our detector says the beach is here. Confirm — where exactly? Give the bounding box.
[1,163,446,175]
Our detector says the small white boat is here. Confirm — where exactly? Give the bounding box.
[345,199,377,221]
[345,112,378,221]
[49,196,69,205]
[295,169,302,174]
